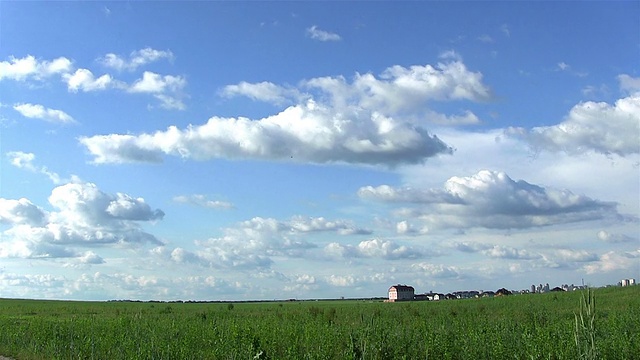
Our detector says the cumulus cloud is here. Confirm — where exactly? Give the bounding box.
[173,194,234,209]
[79,101,451,165]
[506,94,640,156]
[0,198,47,226]
[80,59,491,166]
[13,103,76,124]
[325,274,355,287]
[583,249,640,274]
[0,273,66,293]
[294,274,316,285]
[0,55,72,82]
[1,53,185,110]
[0,182,164,259]
[324,238,431,260]
[98,47,174,71]
[128,71,187,109]
[79,251,105,264]
[359,170,619,229]
[540,249,599,269]
[306,25,341,41]
[166,215,367,269]
[454,242,541,260]
[64,68,117,92]
[304,60,492,113]
[411,262,461,279]
[129,71,185,93]
[395,220,429,235]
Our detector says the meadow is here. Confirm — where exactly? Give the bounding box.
[0,286,638,359]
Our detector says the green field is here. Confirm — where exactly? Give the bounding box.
[0,286,638,359]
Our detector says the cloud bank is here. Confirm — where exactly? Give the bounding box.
[0,182,164,259]
[80,59,494,165]
[359,170,620,229]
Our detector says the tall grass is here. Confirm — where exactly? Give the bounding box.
[574,289,597,360]
[0,286,637,359]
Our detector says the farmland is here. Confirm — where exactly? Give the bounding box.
[0,286,638,359]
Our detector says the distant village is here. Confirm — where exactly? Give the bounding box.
[386,277,637,302]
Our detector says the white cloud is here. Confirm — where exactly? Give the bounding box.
[506,94,640,156]
[358,184,462,204]
[618,74,640,94]
[581,84,610,98]
[306,25,341,41]
[454,241,542,260]
[221,81,302,105]
[98,47,174,71]
[7,151,35,169]
[294,274,316,285]
[288,216,371,235]
[79,101,452,165]
[2,52,185,110]
[128,71,186,110]
[81,59,494,165]
[540,249,600,269]
[325,274,355,287]
[79,251,105,264]
[583,249,640,274]
[129,71,184,93]
[557,62,570,71]
[164,215,368,270]
[228,60,491,114]
[425,110,480,125]
[411,262,461,279]
[596,230,635,243]
[0,273,67,295]
[173,194,234,209]
[305,61,492,113]
[439,50,462,62]
[6,151,63,184]
[0,55,73,82]
[0,182,164,259]
[64,68,117,92]
[13,103,76,124]
[484,245,540,260]
[360,170,620,230]
[395,220,429,235]
[324,238,431,260]
[0,198,47,226]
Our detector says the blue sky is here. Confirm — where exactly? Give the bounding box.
[0,1,638,301]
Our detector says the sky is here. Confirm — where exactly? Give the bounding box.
[0,1,638,301]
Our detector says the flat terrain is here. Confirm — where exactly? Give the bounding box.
[0,286,638,359]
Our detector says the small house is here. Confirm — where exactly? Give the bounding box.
[388,284,415,302]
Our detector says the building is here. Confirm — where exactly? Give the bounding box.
[388,284,415,302]
[620,278,636,286]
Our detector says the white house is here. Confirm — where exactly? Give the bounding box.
[388,284,415,302]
